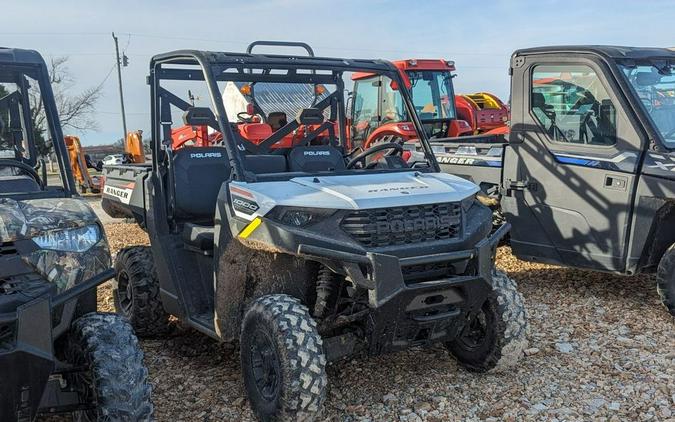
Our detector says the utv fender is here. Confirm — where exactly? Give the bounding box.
[214,239,318,341]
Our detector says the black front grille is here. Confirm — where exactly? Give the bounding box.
[341,203,462,248]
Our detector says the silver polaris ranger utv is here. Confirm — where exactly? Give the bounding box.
[105,41,528,421]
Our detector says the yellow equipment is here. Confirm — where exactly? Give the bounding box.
[64,135,99,193]
[124,130,145,164]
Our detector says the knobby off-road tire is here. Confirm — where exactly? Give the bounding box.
[656,244,675,316]
[66,313,153,421]
[113,246,170,337]
[241,294,327,422]
[447,269,528,372]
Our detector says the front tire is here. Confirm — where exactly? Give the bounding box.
[113,246,170,337]
[66,313,153,421]
[656,244,675,316]
[446,270,528,372]
[240,294,327,421]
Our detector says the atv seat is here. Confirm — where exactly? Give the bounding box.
[182,223,215,254]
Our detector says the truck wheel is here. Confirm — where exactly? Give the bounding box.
[240,294,327,421]
[656,244,675,316]
[446,270,528,372]
[113,246,170,337]
[66,313,153,421]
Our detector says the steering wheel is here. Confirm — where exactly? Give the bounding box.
[237,111,255,123]
[0,159,44,188]
[346,142,403,169]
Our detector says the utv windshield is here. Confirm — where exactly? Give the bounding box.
[620,63,675,148]
[153,54,437,181]
[406,70,456,121]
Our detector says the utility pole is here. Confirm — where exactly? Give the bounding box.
[112,32,128,142]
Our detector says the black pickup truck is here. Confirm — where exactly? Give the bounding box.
[432,46,675,316]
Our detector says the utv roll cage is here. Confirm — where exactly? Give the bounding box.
[147,44,441,183]
[0,48,77,198]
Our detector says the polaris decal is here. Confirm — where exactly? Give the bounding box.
[304,150,331,156]
[232,195,259,215]
[190,152,222,159]
[103,183,135,204]
[376,215,457,234]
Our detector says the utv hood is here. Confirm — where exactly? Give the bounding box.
[0,197,99,243]
[232,171,480,219]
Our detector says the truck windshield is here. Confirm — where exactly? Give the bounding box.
[620,64,675,148]
[406,70,456,121]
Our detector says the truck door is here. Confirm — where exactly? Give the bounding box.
[502,55,644,271]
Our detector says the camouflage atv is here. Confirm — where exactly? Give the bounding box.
[0,48,152,421]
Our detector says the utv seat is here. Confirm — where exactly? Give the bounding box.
[287,146,346,172]
[0,175,40,194]
[267,112,288,131]
[172,146,230,221]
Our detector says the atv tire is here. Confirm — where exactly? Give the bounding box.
[66,313,153,421]
[113,246,170,337]
[240,294,327,421]
[656,244,675,316]
[446,270,528,372]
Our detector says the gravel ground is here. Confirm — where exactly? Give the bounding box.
[52,223,675,421]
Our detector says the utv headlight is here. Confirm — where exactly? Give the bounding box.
[269,207,334,227]
[33,224,101,253]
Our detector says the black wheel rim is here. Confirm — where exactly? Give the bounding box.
[116,270,133,315]
[457,304,490,351]
[249,328,281,402]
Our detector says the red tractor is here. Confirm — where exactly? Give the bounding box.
[351,59,509,149]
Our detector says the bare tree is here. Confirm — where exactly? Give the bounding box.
[29,56,103,154]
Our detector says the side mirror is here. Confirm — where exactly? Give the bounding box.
[183,107,216,126]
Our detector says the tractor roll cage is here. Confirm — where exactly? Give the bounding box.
[148,49,440,182]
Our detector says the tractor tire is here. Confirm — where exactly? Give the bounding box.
[240,294,327,422]
[656,244,675,317]
[113,246,170,337]
[446,270,528,372]
[66,313,153,421]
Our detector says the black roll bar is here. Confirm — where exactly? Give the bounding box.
[247,41,315,57]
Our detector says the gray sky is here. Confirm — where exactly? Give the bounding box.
[4,0,673,144]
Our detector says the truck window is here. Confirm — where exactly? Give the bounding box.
[531,65,617,146]
[381,79,406,123]
[352,77,380,144]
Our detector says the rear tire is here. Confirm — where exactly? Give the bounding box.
[113,246,170,337]
[66,313,153,421]
[656,244,675,316]
[446,270,528,372]
[240,294,327,421]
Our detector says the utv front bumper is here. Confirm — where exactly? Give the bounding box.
[0,268,114,422]
[298,223,510,357]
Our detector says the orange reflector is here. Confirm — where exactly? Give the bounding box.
[240,84,251,96]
